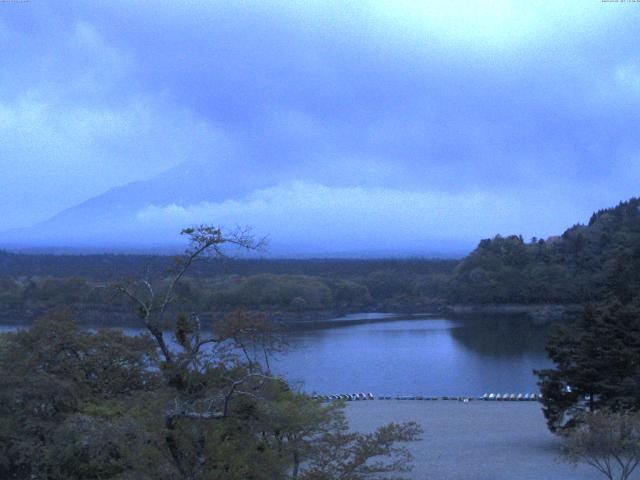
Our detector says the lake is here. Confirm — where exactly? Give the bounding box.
[0,313,555,397]
[274,315,554,396]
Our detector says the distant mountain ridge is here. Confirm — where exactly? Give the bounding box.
[0,159,475,257]
[0,159,274,248]
[36,159,268,225]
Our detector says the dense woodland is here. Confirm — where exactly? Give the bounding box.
[0,254,456,279]
[0,257,455,324]
[532,201,640,448]
[447,197,640,304]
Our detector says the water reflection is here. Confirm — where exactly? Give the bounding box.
[448,317,552,358]
[273,316,555,397]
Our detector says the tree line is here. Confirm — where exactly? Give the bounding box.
[0,251,457,280]
[526,199,640,479]
[0,271,451,325]
[447,197,640,305]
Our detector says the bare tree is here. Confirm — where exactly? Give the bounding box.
[112,225,266,369]
[112,225,272,479]
[561,411,640,480]
[214,309,286,373]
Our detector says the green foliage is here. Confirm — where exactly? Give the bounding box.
[0,313,421,480]
[535,234,640,434]
[0,253,457,280]
[0,253,457,324]
[0,315,163,479]
[536,299,640,433]
[0,270,453,325]
[0,226,423,479]
[448,197,640,304]
[210,274,334,310]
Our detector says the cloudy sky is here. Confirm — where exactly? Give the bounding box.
[1,1,639,254]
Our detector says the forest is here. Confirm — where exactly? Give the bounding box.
[0,255,455,325]
[447,197,640,304]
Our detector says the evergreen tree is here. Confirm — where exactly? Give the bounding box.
[536,299,640,432]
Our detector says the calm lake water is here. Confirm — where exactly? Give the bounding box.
[275,315,553,396]
[0,314,555,397]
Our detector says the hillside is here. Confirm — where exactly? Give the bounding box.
[447,197,640,304]
[0,157,475,257]
[0,159,272,248]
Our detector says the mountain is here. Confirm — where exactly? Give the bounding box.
[0,157,477,257]
[0,159,275,251]
[446,197,640,304]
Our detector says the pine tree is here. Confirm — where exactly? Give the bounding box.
[536,299,640,432]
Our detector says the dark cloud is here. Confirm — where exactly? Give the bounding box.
[0,1,639,251]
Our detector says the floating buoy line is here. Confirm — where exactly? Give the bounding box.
[311,393,543,402]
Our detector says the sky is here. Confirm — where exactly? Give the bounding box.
[1,1,640,254]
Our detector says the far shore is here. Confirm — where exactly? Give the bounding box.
[0,303,580,328]
[346,400,599,480]
[0,308,440,328]
[444,303,583,323]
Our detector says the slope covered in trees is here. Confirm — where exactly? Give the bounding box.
[533,201,640,436]
[447,197,640,304]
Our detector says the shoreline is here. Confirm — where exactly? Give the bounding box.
[0,308,441,328]
[0,302,580,328]
[345,401,600,480]
[444,303,583,323]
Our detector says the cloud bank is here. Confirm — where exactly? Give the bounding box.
[1,1,639,253]
[135,182,581,255]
